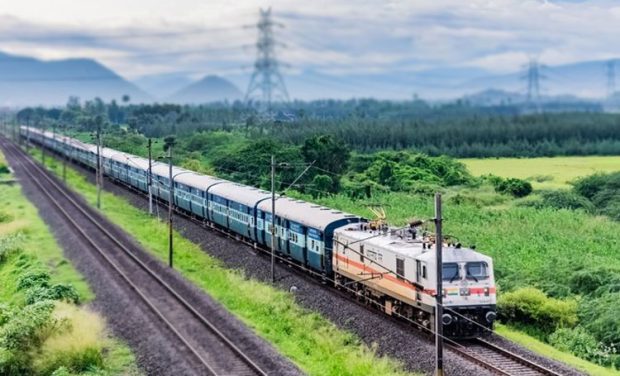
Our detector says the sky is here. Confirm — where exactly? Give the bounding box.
[0,0,619,93]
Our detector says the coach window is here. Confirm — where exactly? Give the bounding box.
[359,244,365,263]
[422,265,427,279]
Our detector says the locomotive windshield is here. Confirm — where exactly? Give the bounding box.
[442,263,459,281]
[466,262,489,280]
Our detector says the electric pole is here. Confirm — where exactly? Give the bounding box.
[271,155,276,284]
[95,122,102,209]
[147,138,154,215]
[62,124,67,182]
[164,136,176,268]
[245,7,290,111]
[435,193,444,376]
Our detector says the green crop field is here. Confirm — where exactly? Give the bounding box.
[462,156,620,189]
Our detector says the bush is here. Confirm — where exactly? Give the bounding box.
[25,284,80,305]
[493,177,533,198]
[35,303,106,374]
[17,271,51,290]
[536,190,595,212]
[549,327,610,365]
[569,267,620,296]
[579,292,620,348]
[0,211,12,224]
[498,287,578,335]
[0,164,9,174]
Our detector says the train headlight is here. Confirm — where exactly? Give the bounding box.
[484,287,490,296]
[459,287,470,296]
[485,311,497,323]
[442,313,453,326]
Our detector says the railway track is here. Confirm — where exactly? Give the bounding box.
[448,338,563,376]
[0,136,269,376]
[16,135,573,376]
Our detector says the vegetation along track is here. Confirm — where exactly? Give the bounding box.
[20,134,580,376]
[0,136,269,376]
[448,338,563,376]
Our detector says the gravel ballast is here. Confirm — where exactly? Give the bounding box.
[2,141,302,376]
[41,151,587,376]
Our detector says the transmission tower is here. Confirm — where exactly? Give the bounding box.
[245,8,290,109]
[606,60,616,98]
[525,58,541,104]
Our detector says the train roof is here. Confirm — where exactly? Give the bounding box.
[174,172,225,190]
[335,223,491,263]
[258,197,360,231]
[209,182,271,207]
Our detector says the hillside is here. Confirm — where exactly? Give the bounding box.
[168,75,243,104]
[0,51,151,107]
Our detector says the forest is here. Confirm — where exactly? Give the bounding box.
[14,97,620,158]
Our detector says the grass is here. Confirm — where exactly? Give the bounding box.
[0,148,141,375]
[461,156,620,189]
[37,153,416,375]
[495,324,619,376]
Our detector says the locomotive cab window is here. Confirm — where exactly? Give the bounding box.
[466,262,489,280]
[442,263,460,281]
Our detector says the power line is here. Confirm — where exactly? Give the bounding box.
[244,7,290,110]
[522,58,545,111]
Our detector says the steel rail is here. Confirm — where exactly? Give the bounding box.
[1,137,268,376]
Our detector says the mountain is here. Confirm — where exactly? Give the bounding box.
[0,51,151,107]
[168,75,242,104]
[134,73,194,100]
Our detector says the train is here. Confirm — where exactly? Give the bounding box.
[20,126,497,338]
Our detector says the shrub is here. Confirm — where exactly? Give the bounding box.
[569,267,620,296]
[35,303,106,374]
[25,284,80,305]
[536,190,595,212]
[572,172,620,200]
[17,271,51,290]
[498,287,577,335]
[0,234,24,263]
[579,292,620,348]
[0,211,12,224]
[0,164,9,174]
[549,327,610,365]
[493,177,533,198]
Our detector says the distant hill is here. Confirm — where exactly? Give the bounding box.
[168,75,243,104]
[0,51,150,107]
[134,73,194,100]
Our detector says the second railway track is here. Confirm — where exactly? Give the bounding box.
[0,136,269,376]
[448,338,563,376]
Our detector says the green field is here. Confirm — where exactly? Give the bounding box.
[462,156,620,189]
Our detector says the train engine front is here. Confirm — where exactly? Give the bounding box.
[333,222,496,339]
[417,245,496,338]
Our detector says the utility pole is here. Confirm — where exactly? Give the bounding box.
[95,122,102,209]
[164,136,176,268]
[147,138,153,215]
[271,155,276,283]
[41,123,46,166]
[434,193,444,376]
[62,124,67,182]
[245,7,290,111]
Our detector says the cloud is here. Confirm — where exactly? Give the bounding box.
[0,0,619,82]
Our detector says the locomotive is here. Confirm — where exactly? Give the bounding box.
[20,126,497,338]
